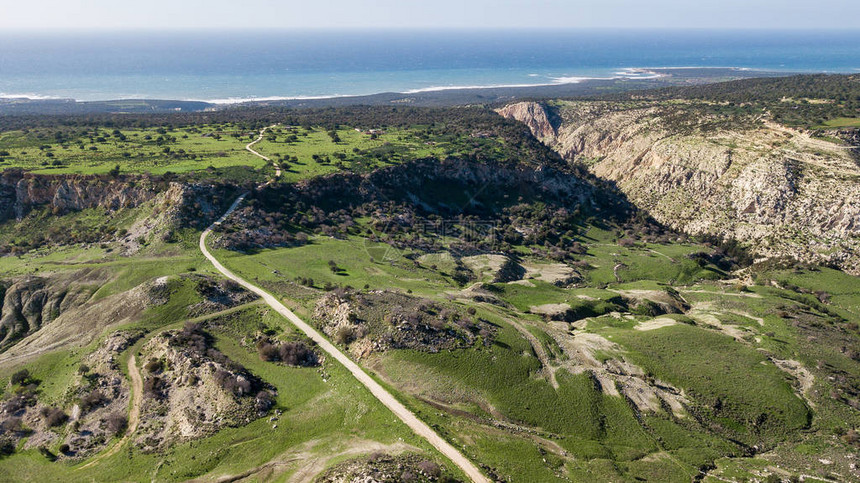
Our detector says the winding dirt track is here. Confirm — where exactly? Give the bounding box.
[79,355,143,469]
[246,124,282,181]
[78,126,487,480]
[199,127,489,482]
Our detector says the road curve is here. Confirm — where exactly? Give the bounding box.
[246,124,282,181]
[199,159,488,482]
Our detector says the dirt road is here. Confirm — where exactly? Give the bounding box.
[79,354,143,469]
[246,124,282,181]
[82,126,489,480]
[199,206,488,482]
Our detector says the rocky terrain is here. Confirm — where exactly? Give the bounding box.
[215,156,634,256]
[0,274,96,350]
[0,268,153,355]
[135,322,274,452]
[313,289,495,359]
[315,452,450,483]
[0,171,162,221]
[496,102,557,141]
[0,273,254,367]
[499,101,860,273]
[0,330,142,461]
[186,274,258,317]
[61,331,142,458]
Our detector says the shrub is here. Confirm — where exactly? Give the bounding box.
[417,460,441,478]
[257,341,280,362]
[279,341,318,367]
[2,392,35,414]
[764,475,781,483]
[334,326,356,345]
[144,359,163,374]
[80,390,107,413]
[0,418,24,434]
[40,407,68,427]
[255,390,275,413]
[214,370,252,397]
[10,370,29,386]
[170,322,209,355]
[105,413,128,435]
[451,272,470,286]
[143,377,164,399]
[38,445,56,461]
[0,438,14,457]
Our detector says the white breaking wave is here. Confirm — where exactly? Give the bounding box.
[201,94,356,105]
[196,70,667,100]
[401,82,572,94]
[0,92,67,101]
[398,70,661,94]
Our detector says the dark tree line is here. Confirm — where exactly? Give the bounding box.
[602,74,860,128]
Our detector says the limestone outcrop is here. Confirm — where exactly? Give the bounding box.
[500,101,860,273]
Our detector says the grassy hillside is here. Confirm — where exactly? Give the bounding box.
[214,220,858,481]
[0,102,857,482]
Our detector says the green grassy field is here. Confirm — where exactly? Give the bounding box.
[0,123,511,182]
[0,124,266,175]
[206,218,860,482]
[818,117,860,128]
[213,235,460,304]
[252,125,452,183]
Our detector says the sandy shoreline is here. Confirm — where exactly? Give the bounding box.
[0,67,794,114]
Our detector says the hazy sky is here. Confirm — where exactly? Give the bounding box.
[2,0,859,31]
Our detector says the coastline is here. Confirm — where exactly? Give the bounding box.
[0,67,802,115]
[0,67,773,106]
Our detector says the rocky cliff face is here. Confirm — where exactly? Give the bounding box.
[0,269,163,356]
[499,101,860,273]
[0,275,95,350]
[0,171,236,225]
[0,171,239,256]
[496,102,557,140]
[0,171,162,222]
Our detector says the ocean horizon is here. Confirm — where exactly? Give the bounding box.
[1,29,859,103]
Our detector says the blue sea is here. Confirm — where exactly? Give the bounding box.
[1,29,859,103]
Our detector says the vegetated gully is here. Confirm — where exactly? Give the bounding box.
[200,126,490,482]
